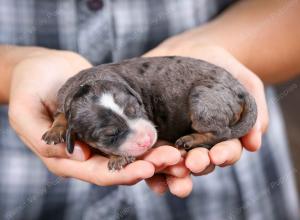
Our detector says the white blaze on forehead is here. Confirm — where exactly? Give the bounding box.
[99,93,124,116]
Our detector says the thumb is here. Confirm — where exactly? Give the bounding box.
[9,100,91,160]
[241,120,262,152]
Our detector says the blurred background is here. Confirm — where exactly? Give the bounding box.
[276,76,300,195]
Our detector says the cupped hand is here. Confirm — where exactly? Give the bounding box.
[144,141,192,197]
[8,49,183,187]
[144,41,269,197]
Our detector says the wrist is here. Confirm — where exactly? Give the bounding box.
[145,35,238,71]
[0,46,55,104]
[145,21,253,72]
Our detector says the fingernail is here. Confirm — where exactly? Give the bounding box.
[67,145,85,161]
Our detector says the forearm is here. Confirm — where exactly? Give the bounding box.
[160,0,300,84]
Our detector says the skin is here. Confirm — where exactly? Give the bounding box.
[1,0,300,197]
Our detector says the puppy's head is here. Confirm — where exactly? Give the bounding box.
[67,80,157,157]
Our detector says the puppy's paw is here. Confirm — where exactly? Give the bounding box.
[42,126,66,145]
[108,155,136,171]
[175,133,214,150]
[175,136,195,150]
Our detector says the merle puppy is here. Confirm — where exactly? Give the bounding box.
[42,56,257,171]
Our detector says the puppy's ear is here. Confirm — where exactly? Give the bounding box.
[66,127,75,154]
[73,84,92,99]
[123,83,143,105]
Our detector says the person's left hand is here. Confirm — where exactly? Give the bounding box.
[142,39,268,197]
[8,49,184,188]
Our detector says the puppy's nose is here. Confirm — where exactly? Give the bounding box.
[137,135,151,148]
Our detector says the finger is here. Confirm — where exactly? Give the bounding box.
[248,75,269,133]
[241,122,262,152]
[225,56,269,135]
[65,141,91,161]
[161,158,190,178]
[145,174,168,195]
[192,163,215,176]
[44,155,155,186]
[166,174,193,198]
[141,145,181,171]
[185,148,210,173]
[209,139,242,166]
[9,102,91,160]
[238,72,268,151]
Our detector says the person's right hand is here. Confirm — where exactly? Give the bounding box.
[8,49,183,186]
[143,43,269,197]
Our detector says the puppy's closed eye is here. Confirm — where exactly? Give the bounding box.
[125,105,136,117]
[102,127,120,137]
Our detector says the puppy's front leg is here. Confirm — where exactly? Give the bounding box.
[42,113,67,145]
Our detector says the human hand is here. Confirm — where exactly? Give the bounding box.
[143,41,269,197]
[8,49,185,186]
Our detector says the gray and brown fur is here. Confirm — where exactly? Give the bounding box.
[42,56,257,170]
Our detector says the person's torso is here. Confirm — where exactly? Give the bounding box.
[0,0,233,64]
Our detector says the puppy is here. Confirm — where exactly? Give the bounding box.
[42,56,257,171]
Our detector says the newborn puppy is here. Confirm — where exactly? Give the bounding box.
[42,56,257,171]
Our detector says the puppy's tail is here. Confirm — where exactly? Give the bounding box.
[230,93,257,139]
